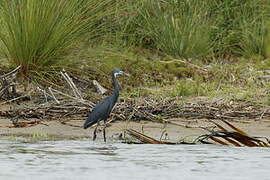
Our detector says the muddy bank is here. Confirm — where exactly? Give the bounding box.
[0,118,270,141]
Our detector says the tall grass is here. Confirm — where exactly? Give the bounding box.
[237,1,270,59]
[121,0,213,59]
[143,0,213,59]
[117,0,270,60]
[0,0,118,76]
[209,0,270,59]
[0,0,270,81]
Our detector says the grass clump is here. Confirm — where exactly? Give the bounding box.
[138,0,213,59]
[118,0,270,60]
[208,0,270,59]
[0,0,118,77]
[31,132,49,139]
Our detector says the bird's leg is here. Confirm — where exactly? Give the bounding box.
[103,120,106,142]
[93,122,99,141]
[93,126,98,141]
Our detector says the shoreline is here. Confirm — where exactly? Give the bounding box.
[1,118,270,142]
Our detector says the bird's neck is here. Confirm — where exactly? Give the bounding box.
[112,75,120,99]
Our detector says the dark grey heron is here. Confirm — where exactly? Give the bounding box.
[83,69,130,142]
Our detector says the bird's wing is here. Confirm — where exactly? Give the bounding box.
[83,96,114,129]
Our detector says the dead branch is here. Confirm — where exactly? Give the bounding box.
[125,129,176,144]
[93,80,107,94]
[196,120,270,147]
[61,69,83,99]
[50,88,93,107]
[48,87,60,104]
[0,65,21,79]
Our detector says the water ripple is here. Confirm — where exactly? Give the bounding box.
[0,138,270,180]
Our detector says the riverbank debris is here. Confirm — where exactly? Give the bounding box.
[197,120,270,147]
[2,95,270,127]
[124,129,177,144]
[1,69,270,136]
[0,66,21,100]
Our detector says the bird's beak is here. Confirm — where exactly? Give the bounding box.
[123,72,131,77]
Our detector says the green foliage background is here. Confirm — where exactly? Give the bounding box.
[0,0,269,86]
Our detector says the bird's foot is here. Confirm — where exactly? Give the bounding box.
[93,126,98,141]
[93,133,97,141]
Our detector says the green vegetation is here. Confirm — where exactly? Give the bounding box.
[0,0,118,77]
[118,0,270,59]
[0,0,270,104]
[31,132,49,139]
[135,0,213,58]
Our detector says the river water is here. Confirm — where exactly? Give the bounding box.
[0,137,269,180]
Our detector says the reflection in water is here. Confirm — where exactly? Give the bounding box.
[0,137,270,180]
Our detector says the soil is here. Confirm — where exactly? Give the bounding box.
[1,117,270,142]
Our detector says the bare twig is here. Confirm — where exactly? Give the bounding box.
[48,87,60,104]
[36,87,49,103]
[93,80,107,94]
[0,93,32,106]
[260,108,269,119]
[61,69,83,99]
[51,88,94,107]
[0,65,21,79]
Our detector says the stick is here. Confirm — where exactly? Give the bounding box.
[61,69,82,99]
[260,108,269,119]
[36,87,52,102]
[64,71,82,99]
[48,87,60,104]
[50,88,94,107]
[0,65,21,79]
[60,71,78,98]
[0,93,31,105]
[93,80,107,94]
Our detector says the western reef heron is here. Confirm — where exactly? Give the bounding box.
[83,69,130,142]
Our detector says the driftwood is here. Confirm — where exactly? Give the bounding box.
[123,120,270,147]
[196,120,270,147]
[124,129,177,144]
[124,129,196,144]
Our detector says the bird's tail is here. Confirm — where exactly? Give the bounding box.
[83,118,97,129]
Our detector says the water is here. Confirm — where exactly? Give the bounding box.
[0,137,270,180]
